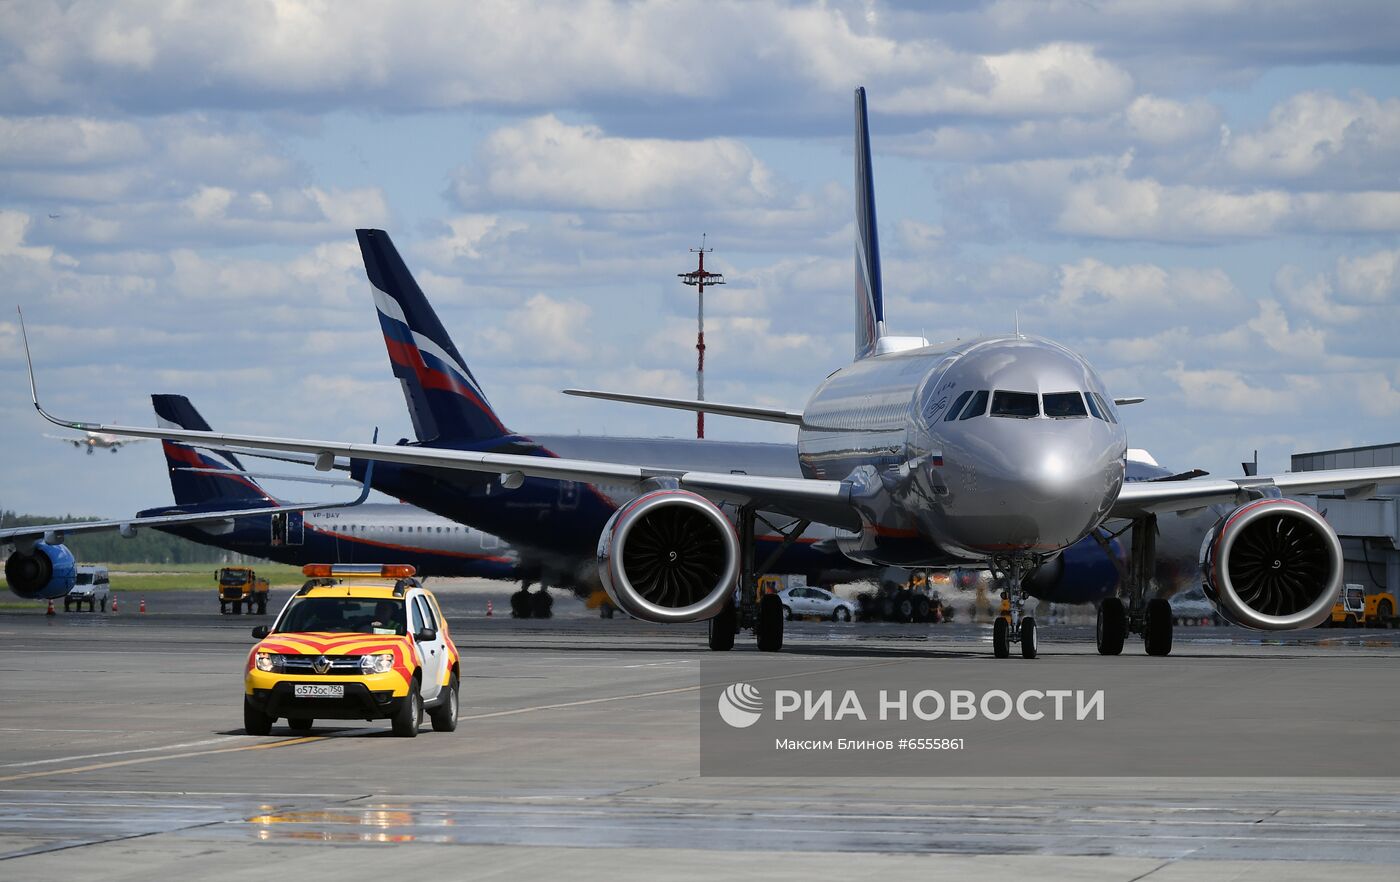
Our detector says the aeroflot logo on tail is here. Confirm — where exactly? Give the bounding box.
[716,684,1105,728]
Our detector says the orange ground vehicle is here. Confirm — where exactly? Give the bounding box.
[218,566,270,615]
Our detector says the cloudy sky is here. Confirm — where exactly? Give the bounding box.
[2,0,1398,518]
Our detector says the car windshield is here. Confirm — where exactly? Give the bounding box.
[75,573,93,585]
[277,597,406,635]
[218,569,247,585]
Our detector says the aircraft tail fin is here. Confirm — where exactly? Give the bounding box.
[152,394,273,506]
[854,86,886,361]
[357,229,510,444]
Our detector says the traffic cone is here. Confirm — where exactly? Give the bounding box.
[111,595,118,613]
[139,597,146,614]
[486,599,493,617]
[46,599,55,616]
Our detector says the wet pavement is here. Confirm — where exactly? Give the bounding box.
[1,582,1398,880]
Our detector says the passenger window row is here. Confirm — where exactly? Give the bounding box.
[942,389,1118,423]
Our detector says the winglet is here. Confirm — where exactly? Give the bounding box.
[854,86,886,361]
[20,307,102,433]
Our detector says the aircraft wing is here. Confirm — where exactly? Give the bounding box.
[0,462,374,547]
[30,398,863,531]
[562,389,804,425]
[1110,465,1400,518]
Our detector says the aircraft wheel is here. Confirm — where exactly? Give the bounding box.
[757,594,784,652]
[708,604,736,651]
[530,590,554,619]
[1144,598,1173,656]
[509,590,533,618]
[912,595,931,623]
[895,590,915,623]
[243,699,274,736]
[993,616,1010,658]
[1020,617,1038,659]
[1097,597,1127,656]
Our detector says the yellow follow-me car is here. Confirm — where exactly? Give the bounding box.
[244,564,460,738]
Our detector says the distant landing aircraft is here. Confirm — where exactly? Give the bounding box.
[45,430,149,454]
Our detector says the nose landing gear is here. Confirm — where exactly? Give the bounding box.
[990,554,1040,659]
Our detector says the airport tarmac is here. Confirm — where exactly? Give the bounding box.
[2,581,1399,880]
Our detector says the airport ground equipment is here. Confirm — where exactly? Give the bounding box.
[64,564,110,612]
[244,564,459,738]
[1326,583,1367,627]
[1364,588,1398,628]
[218,566,270,615]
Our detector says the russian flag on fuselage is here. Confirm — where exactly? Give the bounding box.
[357,229,509,444]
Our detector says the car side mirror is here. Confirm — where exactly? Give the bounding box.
[251,625,270,639]
[414,627,437,642]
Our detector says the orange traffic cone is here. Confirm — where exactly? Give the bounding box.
[486,600,494,617]
[139,597,147,614]
[46,599,55,616]
[111,595,118,613]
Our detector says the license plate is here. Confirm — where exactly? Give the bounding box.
[293,684,344,699]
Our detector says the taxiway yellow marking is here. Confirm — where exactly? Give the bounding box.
[0,736,325,784]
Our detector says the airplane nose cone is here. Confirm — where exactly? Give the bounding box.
[943,425,1123,554]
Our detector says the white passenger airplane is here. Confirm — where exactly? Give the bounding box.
[45,430,148,454]
[22,88,1400,659]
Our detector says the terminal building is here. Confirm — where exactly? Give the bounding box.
[1293,442,1400,598]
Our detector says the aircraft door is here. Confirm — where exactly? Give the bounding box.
[271,511,305,546]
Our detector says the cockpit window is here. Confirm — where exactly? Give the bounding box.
[1090,392,1118,424]
[958,390,990,421]
[943,390,974,422]
[1043,392,1088,419]
[990,391,1039,418]
[1084,391,1105,420]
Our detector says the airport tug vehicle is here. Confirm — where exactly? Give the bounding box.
[243,564,460,738]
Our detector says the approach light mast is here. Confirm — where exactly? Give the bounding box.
[678,236,724,439]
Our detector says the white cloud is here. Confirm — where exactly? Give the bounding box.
[1336,248,1400,303]
[883,43,1134,117]
[1225,91,1400,186]
[451,115,775,212]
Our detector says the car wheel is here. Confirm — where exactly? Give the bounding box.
[392,678,422,737]
[833,606,851,622]
[429,674,459,732]
[783,604,793,621]
[243,699,274,736]
[287,718,314,732]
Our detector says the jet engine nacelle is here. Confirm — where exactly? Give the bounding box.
[596,490,739,623]
[5,542,77,600]
[1199,498,1341,630]
[1022,531,1124,605]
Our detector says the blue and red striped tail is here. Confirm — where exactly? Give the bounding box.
[152,394,274,506]
[854,86,886,361]
[357,229,510,444]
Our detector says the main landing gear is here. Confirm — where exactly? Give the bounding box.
[1094,514,1172,657]
[707,506,810,653]
[989,554,1039,659]
[509,583,554,619]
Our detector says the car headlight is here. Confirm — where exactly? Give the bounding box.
[254,652,284,673]
[360,653,394,674]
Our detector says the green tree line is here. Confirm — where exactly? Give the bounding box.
[1,511,237,564]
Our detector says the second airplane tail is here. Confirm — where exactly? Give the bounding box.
[153,394,273,507]
[357,229,510,445]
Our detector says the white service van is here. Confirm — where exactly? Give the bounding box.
[66,565,111,612]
